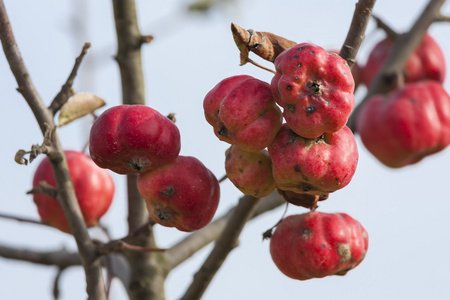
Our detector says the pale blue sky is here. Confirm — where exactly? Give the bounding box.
[1,1,450,299]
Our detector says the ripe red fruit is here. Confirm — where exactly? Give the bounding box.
[271,43,355,138]
[32,150,115,233]
[270,212,368,281]
[225,145,276,198]
[357,80,450,168]
[89,105,181,174]
[203,75,282,152]
[269,123,358,195]
[137,156,220,232]
[328,48,362,90]
[361,33,446,87]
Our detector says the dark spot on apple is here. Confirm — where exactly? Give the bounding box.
[155,208,171,222]
[306,106,316,114]
[258,109,266,116]
[238,168,243,173]
[287,85,292,91]
[302,228,312,238]
[295,76,299,80]
[322,244,326,249]
[288,130,298,143]
[258,160,263,165]
[310,50,315,55]
[160,186,176,198]
[294,164,302,172]
[297,63,302,68]
[293,55,299,59]
[300,183,312,192]
[286,105,295,112]
[218,126,229,136]
[297,46,304,51]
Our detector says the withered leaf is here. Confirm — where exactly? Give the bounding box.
[15,149,28,165]
[58,93,106,127]
[231,23,297,65]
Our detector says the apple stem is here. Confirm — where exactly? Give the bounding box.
[262,202,289,240]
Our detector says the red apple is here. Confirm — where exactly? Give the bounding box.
[137,156,220,232]
[32,150,115,233]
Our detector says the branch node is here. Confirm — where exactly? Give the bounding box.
[14,123,58,165]
[139,35,154,45]
[27,181,58,199]
[372,15,399,39]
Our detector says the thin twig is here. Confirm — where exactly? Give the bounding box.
[218,174,227,183]
[49,42,92,115]
[179,195,262,300]
[0,243,81,267]
[0,212,51,228]
[53,267,66,300]
[96,240,166,256]
[371,15,399,39]
[164,191,285,271]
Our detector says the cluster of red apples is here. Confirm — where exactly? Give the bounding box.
[30,28,449,283]
[204,42,368,280]
[33,105,220,234]
[354,33,450,168]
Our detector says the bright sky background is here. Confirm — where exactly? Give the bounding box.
[1,0,450,299]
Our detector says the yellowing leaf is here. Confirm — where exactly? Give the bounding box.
[58,93,106,127]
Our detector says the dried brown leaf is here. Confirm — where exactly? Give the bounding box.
[15,150,28,165]
[231,23,297,64]
[58,93,106,127]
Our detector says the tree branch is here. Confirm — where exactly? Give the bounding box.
[0,2,106,299]
[165,191,285,270]
[347,0,447,132]
[112,1,165,299]
[96,240,166,256]
[0,243,81,267]
[0,212,52,228]
[339,0,377,68]
[179,195,262,300]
